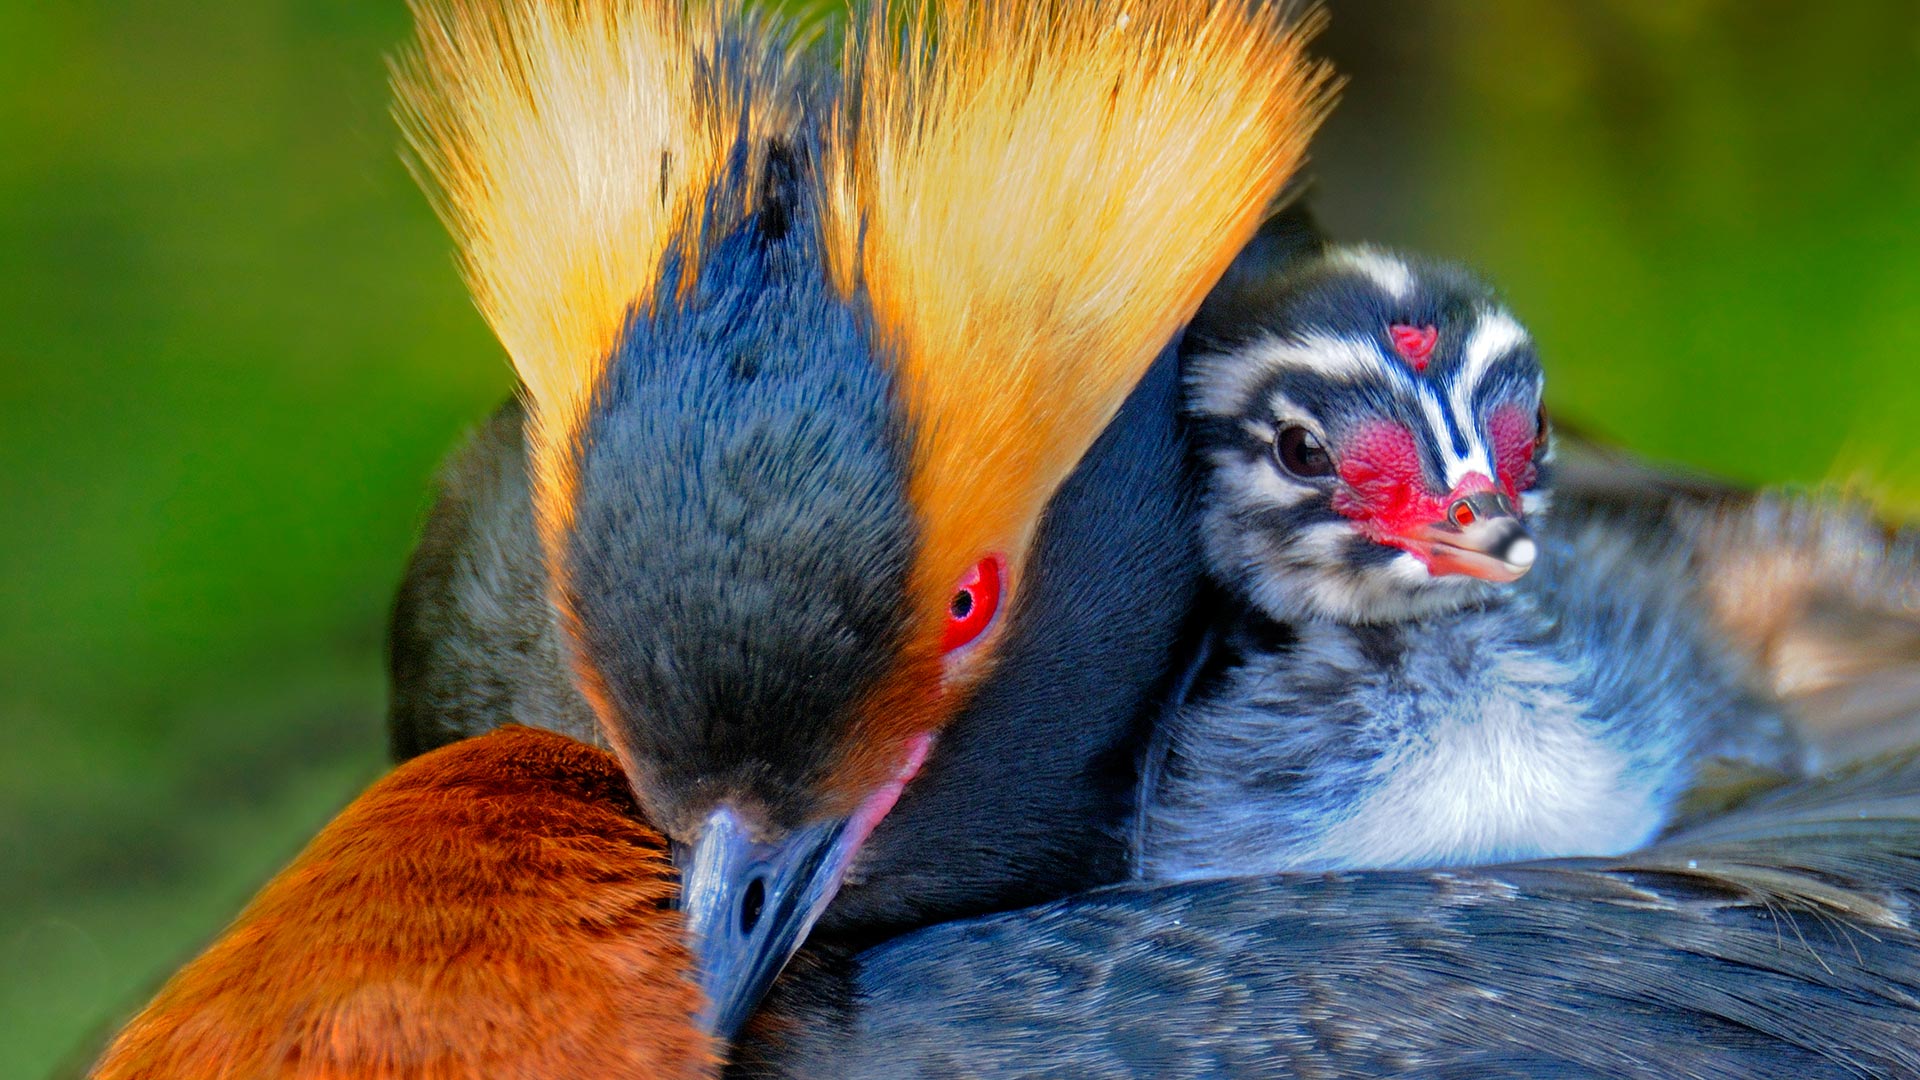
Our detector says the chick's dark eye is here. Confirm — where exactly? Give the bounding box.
[1533,403,1551,459]
[1275,425,1335,479]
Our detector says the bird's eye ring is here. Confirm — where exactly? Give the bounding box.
[1274,425,1335,480]
[942,555,1003,653]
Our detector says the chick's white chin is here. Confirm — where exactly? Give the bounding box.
[1246,549,1495,625]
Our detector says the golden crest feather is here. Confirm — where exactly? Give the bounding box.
[827,0,1335,630]
[392,0,799,544]
[395,0,1332,681]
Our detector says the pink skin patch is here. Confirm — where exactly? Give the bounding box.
[1389,324,1439,371]
[842,731,935,856]
[1331,419,1527,576]
[1486,405,1539,496]
[774,730,935,978]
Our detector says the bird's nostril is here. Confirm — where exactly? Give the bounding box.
[739,876,766,936]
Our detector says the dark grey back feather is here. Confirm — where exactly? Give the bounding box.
[386,398,600,759]
[744,749,1920,1080]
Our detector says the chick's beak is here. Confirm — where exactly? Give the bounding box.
[677,807,858,1043]
[1410,490,1537,582]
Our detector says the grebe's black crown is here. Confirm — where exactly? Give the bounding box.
[565,154,917,836]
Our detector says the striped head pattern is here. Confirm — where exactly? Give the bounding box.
[1186,246,1551,624]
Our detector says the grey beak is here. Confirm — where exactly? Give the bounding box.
[676,806,861,1043]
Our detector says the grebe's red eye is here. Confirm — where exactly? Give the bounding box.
[942,556,1003,653]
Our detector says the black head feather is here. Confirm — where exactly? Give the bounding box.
[561,156,917,839]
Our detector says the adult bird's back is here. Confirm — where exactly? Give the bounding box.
[744,746,1920,1079]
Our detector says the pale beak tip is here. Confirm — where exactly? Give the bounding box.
[1506,535,1538,573]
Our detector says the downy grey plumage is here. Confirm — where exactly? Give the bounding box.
[1138,246,1805,879]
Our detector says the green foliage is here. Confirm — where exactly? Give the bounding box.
[2,2,1916,1075]
[1413,3,1920,495]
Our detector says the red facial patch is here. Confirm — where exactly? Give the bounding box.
[1331,422,1449,539]
[1333,421,1515,572]
[1389,324,1438,371]
[1487,405,1540,496]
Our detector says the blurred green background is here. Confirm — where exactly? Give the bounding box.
[3,1,1919,1075]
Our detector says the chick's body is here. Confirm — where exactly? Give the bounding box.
[1139,245,1802,878]
[1142,517,1801,877]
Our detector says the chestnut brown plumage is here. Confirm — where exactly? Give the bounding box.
[92,727,715,1080]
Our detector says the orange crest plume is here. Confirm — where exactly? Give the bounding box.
[828,0,1335,633]
[392,0,801,549]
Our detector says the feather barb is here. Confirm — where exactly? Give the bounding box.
[827,0,1336,633]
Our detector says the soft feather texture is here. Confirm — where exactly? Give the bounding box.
[387,398,601,759]
[825,0,1334,644]
[1138,513,1804,878]
[743,748,1920,1079]
[1147,241,1803,876]
[394,0,1333,797]
[1683,495,1920,761]
[392,0,804,551]
[386,348,1203,940]
[1552,452,1920,765]
[395,0,1332,632]
[383,340,1207,1060]
[90,727,713,1080]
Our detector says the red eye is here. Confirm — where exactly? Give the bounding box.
[942,555,1003,652]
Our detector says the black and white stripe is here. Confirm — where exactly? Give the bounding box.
[1182,245,1546,623]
